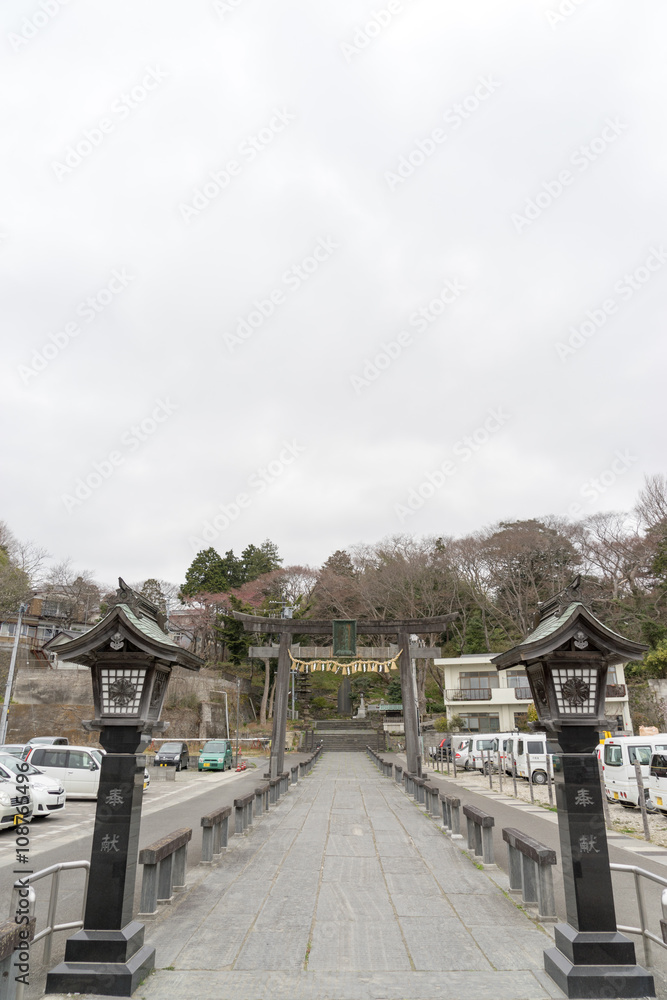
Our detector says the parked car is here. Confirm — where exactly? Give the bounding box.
[21,737,68,758]
[428,737,451,761]
[602,735,667,808]
[198,739,233,772]
[0,752,66,819]
[513,734,553,785]
[0,745,26,759]
[23,745,104,799]
[22,744,150,799]
[153,741,189,770]
[452,738,473,769]
[0,774,34,830]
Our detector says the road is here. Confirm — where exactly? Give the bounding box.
[0,754,304,997]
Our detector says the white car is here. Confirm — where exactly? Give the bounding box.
[23,744,150,799]
[23,744,104,799]
[0,775,34,831]
[0,753,66,819]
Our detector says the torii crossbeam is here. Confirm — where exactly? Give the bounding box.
[232,612,458,778]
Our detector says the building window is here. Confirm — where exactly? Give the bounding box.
[607,666,617,684]
[459,671,499,689]
[507,670,528,688]
[0,623,16,637]
[458,713,500,733]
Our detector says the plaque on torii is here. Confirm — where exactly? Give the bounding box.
[232,611,457,778]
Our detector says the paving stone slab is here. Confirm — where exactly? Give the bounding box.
[315,883,391,922]
[138,968,558,999]
[325,833,377,857]
[399,916,492,971]
[471,925,550,971]
[321,855,383,883]
[307,918,412,972]
[234,926,310,970]
[446,891,533,927]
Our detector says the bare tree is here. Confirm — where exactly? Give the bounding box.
[636,474,667,531]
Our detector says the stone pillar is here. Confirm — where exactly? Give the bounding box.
[269,633,290,780]
[337,676,352,715]
[544,737,654,998]
[398,631,421,778]
[46,726,155,995]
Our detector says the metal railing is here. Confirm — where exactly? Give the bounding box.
[610,863,667,968]
[513,686,532,700]
[606,683,627,697]
[445,688,492,701]
[10,860,89,1000]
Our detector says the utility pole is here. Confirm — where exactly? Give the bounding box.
[235,677,240,766]
[0,604,27,745]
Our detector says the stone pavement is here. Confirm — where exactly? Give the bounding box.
[63,753,566,1000]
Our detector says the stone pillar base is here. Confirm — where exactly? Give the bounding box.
[46,921,155,997]
[544,924,654,999]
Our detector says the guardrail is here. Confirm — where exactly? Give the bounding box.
[503,827,557,921]
[462,804,495,865]
[441,793,462,839]
[234,793,254,834]
[610,863,667,968]
[200,805,231,863]
[138,828,192,916]
[9,860,89,974]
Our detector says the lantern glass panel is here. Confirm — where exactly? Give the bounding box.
[552,666,598,716]
[148,670,168,719]
[100,667,146,716]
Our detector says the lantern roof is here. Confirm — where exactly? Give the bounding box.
[53,578,203,670]
[492,576,648,669]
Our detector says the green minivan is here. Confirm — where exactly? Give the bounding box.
[198,739,233,772]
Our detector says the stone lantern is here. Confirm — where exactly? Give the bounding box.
[492,578,653,999]
[46,579,203,997]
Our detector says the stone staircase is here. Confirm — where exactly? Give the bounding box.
[314,718,386,752]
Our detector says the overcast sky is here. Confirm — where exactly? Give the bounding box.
[2,0,665,590]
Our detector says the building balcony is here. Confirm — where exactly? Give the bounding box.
[513,686,533,700]
[605,684,627,698]
[445,688,492,701]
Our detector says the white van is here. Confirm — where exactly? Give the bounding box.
[468,733,502,772]
[602,735,667,808]
[647,751,667,815]
[492,732,519,773]
[514,734,552,785]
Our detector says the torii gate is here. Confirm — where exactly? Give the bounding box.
[232,612,457,779]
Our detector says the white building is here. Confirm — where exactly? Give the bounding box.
[434,653,632,734]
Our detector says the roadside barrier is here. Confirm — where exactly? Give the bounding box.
[234,792,254,834]
[269,776,281,804]
[138,827,192,916]
[425,783,440,818]
[412,776,427,804]
[255,782,269,816]
[394,764,403,784]
[441,793,463,839]
[463,803,495,865]
[200,806,231,863]
[502,826,557,921]
[291,765,299,785]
